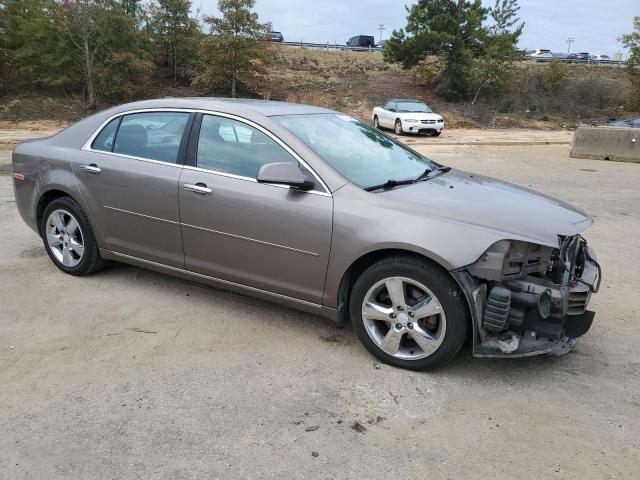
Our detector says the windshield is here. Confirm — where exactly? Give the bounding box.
[273,113,438,189]
[396,102,432,113]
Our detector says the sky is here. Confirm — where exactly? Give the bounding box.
[196,0,637,57]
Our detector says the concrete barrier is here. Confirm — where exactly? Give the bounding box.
[570,126,640,163]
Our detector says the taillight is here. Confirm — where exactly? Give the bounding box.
[14,173,25,181]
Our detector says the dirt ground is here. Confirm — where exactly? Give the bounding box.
[0,125,639,479]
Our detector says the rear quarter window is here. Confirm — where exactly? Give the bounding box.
[91,117,121,152]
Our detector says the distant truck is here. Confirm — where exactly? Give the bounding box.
[347,35,376,48]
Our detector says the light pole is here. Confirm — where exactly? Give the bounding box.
[378,24,386,44]
[566,37,575,54]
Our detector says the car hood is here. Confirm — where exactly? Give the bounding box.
[379,169,592,247]
[396,112,442,121]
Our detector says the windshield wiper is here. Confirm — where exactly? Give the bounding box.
[365,167,451,192]
[414,166,451,182]
[364,178,416,192]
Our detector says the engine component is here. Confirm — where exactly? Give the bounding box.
[483,286,552,333]
[510,289,552,319]
[483,286,511,332]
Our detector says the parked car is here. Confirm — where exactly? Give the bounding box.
[269,31,284,43]
[12,98,601,370]
[526,49,554,60]
[372,99,444,136]
[591,54,610,62]
[347,35,375,48]
[575,52,591,61]
[607,117,640,127]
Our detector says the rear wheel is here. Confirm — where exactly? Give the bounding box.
[41,197,105,276]
[349,255,468,370]
[394,119,403,135]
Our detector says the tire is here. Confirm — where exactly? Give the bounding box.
[349,255,468,370]
[373,116,380,129]
[433,131,442,137]
[394,119,403,135]
[41,196,106,276]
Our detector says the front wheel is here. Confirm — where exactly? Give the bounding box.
[394,119,403,135]
[373,115,380,129]
[432,130,442,137]
[349,255,468,370]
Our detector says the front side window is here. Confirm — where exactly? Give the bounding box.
[196,115,298,179]
[113,112,190,164]
[91,117,120,152]
[274,113,438,190]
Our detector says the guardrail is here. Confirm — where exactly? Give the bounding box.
[275,42,626,65]
[275,41,383,52]
[527,57,624,66]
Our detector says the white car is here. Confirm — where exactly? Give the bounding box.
[372,99,444,136]
[525,49,554,60]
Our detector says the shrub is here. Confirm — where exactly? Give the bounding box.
[96,52,155,103]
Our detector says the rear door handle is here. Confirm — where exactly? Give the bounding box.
[81,164,102,174]
[184,183,213,195]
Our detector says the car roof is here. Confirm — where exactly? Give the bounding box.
[104,98,336,117]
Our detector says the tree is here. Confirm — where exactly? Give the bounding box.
[620,16,640,66]
[61,0,102,107]
[0,0,72,94]
[59,0,150,107]
[194,0,270,98]
[383,0,488,100]
[120,0,139,17]
[147,0,200,82]
[619,17,640,111]
[470,0,524,104]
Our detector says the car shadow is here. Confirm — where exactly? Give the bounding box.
[95,261,577,381]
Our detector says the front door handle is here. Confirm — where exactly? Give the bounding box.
[184,183,213,195]
[81,164,102,174]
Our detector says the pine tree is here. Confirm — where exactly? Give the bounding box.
[195,0,270,98]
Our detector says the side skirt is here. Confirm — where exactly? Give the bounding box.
[100,249,338,321]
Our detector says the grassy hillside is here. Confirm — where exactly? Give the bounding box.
[1,47,636,129]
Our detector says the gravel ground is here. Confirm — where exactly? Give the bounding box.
[0,129,639,480]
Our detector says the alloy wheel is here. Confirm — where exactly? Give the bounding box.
[46,209,85,267]
[361,276,446,360]
[395,120,402,135]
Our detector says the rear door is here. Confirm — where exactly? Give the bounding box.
[178,113,333,304]
[74,110,194,267]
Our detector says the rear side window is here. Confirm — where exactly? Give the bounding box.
[197,115,297,179]
[91,117,121,152]
[113,112,190,164]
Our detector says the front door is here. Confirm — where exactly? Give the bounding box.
[179,113,333,304]
[73,111,193,267]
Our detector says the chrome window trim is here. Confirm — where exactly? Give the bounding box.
[81,107,332,197]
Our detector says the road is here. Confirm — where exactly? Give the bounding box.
[0,128,639,479]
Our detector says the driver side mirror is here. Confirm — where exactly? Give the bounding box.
[257,162,315,191]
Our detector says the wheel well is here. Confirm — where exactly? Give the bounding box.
[336,249,454,323]
[36,190,71,235]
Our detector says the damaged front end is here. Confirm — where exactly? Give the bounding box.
[453,235,601,357]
